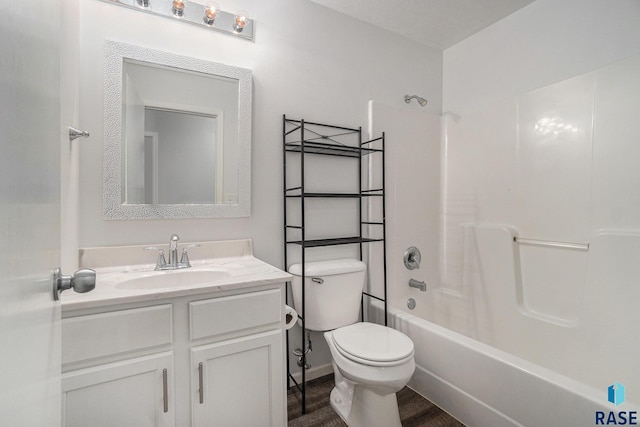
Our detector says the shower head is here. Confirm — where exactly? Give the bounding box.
[404,95,428,107]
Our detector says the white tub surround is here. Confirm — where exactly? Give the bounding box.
[370,41,640,425]
[61,239,291,426]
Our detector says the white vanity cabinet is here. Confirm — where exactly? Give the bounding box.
[62,352,174,427]
[61,284,286,427]
[191,331,283,426]
[189,289,284,426]
[62,304,175,427]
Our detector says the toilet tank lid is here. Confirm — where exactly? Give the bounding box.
[289,259,366,276]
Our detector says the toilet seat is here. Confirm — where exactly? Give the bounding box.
[331,323,414,367]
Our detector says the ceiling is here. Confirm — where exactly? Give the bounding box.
[310,0,536,50]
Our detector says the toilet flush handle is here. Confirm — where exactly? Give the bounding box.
[311,277,324,284]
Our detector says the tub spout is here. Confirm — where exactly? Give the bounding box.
[409,279,427,292]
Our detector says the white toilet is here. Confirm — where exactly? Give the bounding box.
[289,259,415,427]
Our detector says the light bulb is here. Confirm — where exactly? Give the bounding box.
[172,0,185,17]
[233,11,249,32]
[203,1,219,25]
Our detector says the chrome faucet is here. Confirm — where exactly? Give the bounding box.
[169,234,180,268]
[145,234,200,271]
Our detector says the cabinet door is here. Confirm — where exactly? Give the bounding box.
[62,352,174,427]
[191,330,284,427]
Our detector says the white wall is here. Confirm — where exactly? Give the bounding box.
[76,0,442,268]
[368,101,441,310]
[73,0,442,378]
[443,0,640,113]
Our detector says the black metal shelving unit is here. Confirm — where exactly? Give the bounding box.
[282,115,388,414]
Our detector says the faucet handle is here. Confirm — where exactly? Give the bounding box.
[144,246,167,270]
[403,246,421,270]
[180,244,201,267]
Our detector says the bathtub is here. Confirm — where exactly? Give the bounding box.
[385,306,636,427]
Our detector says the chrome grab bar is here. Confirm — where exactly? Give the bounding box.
[513,237,588,251]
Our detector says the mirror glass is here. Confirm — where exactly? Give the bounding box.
[103,41,252,219]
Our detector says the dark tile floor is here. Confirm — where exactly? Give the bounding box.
[287,374,465,427]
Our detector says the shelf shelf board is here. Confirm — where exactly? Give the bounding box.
[285,141,381,157]
[286,192,383,198]
[286,192,359,198]
[286,236,383,247]
[284,118,360,133]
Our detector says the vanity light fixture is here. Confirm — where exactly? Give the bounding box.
[203,1,219,25]
[101,0,254,41]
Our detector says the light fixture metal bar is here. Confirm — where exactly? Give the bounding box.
[100,0,255,41]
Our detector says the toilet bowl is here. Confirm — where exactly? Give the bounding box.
[324,322,415,427]
[289,259,416,427]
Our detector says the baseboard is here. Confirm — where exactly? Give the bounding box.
[289,363,333,385]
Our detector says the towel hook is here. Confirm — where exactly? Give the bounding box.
[69,126,90,141]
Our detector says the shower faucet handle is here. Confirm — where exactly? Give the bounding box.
[403,246,421,270]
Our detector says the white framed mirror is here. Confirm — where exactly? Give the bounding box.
[103,40,251,219]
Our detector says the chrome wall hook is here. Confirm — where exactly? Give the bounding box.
[69,126,90,141]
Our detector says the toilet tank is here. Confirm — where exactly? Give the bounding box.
[289,259,366,331]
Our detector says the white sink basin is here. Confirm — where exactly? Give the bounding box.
[115,269,230,290]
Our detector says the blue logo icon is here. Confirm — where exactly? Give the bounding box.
[608,382,626,406]
[596,383,636,425]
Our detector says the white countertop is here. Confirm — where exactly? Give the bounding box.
[62,240,292,312]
